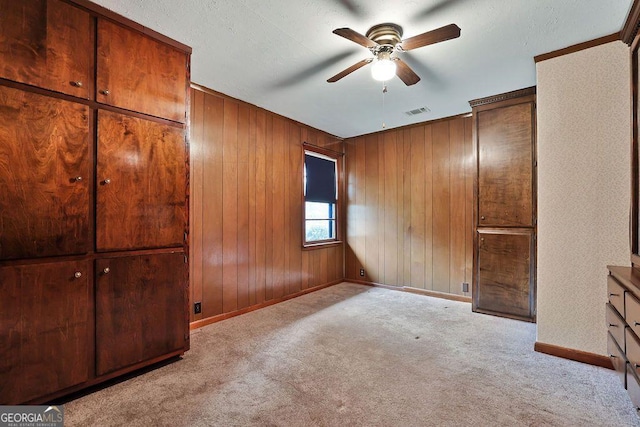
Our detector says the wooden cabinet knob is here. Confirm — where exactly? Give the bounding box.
[74,176,83,182]
[71,81,83,87]
[100,89,110,95]
[481,216,486,220]
[103,178,111,185]
[103,267,110,274]
[74,271,82,278]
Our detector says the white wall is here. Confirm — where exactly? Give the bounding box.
[536,41,630,355]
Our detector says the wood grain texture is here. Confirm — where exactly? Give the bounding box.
[472,93,536,322]
[97,19,187,122]
[96,110,186,252]
[189,88,205,322]
[95,253,187,376]
[344,115,473,295]
[476,229,533,320]
[189,86,344,322]
[0,0,93,98]
[432,121,451,293]
[477,102,534,227]
[0,260,92,404]
[0,86,90,260]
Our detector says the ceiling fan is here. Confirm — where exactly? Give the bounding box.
[327,23,461,86]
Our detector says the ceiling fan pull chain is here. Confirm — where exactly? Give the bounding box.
[381,82,387,129]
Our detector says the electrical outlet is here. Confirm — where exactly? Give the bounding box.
[462,283,469,293]
[194,302,202,314]
[360,268,365,277]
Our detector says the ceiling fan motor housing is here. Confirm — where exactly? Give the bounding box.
[366,23,403,48]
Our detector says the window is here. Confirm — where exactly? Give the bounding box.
[304,149,339,245]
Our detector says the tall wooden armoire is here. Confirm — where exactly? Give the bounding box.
[0,0,191,404]
[469,87,537,322]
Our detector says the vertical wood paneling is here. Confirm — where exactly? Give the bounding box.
[237,104,250,310]
[432,121,451,293]
[345,139,357,279]
[255,110,267,304]
[271,117,286,300]
[365,135,379,283]
[449,118,466,294]
[409,126,426,289]
[424,125,434,289]
[248,109,257,306]
[402,130,412,287]
[345,116,473,296]
[222,101,239,313]
[464,118,474,289]
[190,86,344,322]
[383,131,398,285]
[355,137,366,279]
[189,89,204,321]
[201,94,224,316]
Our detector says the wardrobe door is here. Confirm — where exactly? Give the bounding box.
[96,19,187,122]
[476,230,534,319]
[0,260,92,404]
[0,0,92,98]
[0,86,90,260]
[96,110,186,251]
[95,253,188,376]
[477,102,535,228]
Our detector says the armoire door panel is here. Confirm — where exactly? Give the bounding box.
[96,19,187,122]
[477,102,534,227]
[476,230,533,319]
[95,253,187,376]
[0,86,90,260]
[96,110,186,251]
[0,0,92,98]
[0,260,92,404]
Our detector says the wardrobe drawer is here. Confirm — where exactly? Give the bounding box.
[609,331,627,388]
[608,275,626,316]
[627,292,640,338]
[607,303,626,349]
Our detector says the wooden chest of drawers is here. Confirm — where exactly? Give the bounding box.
[607,266,640,408]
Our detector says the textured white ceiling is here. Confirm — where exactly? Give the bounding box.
[91,0,632,138]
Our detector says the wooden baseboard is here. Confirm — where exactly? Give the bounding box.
[189,280,343,330]
[534,341,614,369]
[347,279,472,303]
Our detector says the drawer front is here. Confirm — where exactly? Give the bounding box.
[608,331,627,389]
[627,292,640,338]
[627,328,640,378]
[628,364,640,409]
[607,303,626,349]
[608,275,626,316]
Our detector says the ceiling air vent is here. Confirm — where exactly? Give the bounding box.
[405,106,430,116]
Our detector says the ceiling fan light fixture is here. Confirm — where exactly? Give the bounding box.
[371,50,396,82]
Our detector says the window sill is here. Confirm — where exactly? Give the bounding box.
[302,240,343,250]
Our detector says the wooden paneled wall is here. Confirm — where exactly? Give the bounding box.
[344,115,473,296]
[189,85,344,324]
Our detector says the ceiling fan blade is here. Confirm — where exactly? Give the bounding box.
[335,0,361,16]
[412,0,466,21]
[399,23,461,51]
[327,58,372,83]
[394,58,421,86]
[333,28,378,49]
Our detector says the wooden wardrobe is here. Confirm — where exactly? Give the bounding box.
[0,0,191,404]
[470,88,537,322]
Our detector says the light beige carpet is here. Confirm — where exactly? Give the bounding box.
[64,282,640,426]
